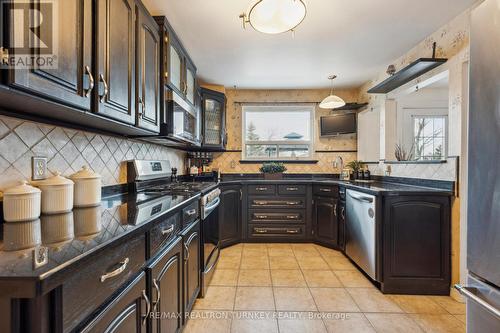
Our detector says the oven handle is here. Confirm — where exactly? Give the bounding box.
[204,244,221,274]
[203,196,220,217]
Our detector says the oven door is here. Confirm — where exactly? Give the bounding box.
[200,199,220,297]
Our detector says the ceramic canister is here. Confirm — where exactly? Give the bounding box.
[69,166,102,208]
[33,172,74,214]
[2,181,41,222]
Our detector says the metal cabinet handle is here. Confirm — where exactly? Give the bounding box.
[138,97,145,116]
[184,243,190,261]
[255,228,268,234]
[334,203,337,217]
[186,209,197,216]
[286,187,299,191]
[255,187,268,191]
[99,74,109,103]
[341,207,345,219]
[286,229,299,234]
[255,215,268,219]
[141,290,151,326]
[100,258,129,282]
[152,278,161,312]
[455,284,500,319]
[161,224,175,236]
[286,201,299,205]
[184,231,198,262]
[84,65,94,97]
[254,200,268,205]
[286,215,299,219]
[320,188,332,192]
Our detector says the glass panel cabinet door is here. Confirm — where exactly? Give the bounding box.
[204,98,222,145]
[186,68,195,104]
[169,44,182,92]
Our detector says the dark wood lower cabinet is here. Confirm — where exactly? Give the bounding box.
[219,185,242,247]
[78,272,148,333]
[313,196,339,248]
[181,220,200,323]
[148,237,183,333]
[381,195,451,295]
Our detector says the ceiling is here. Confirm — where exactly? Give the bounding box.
[143,0,475,89]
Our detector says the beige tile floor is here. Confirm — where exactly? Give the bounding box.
[185,243,466,333]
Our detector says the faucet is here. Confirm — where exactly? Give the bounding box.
[333,156,344,170]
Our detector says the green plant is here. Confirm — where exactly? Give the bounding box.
[259,162,287,174]
[346,160,365,172]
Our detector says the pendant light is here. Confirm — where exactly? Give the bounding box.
[319,75,346,109]
[239,0,307,35]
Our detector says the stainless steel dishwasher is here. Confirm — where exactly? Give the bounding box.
[345,189,377,280]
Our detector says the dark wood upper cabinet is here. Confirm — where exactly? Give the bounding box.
[136,2,160,133]
[219,185,242,247]
[148,237,183,333]
[5,0,93,111]
[313,196,339,247]
[201,88,227,150]
[79,273,148,333]
[95,0,136,125]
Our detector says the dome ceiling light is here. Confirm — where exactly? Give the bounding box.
[239,0,307,35]
[319,75,346,109]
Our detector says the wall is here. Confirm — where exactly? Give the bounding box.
[0,115,186,191]
[210,88,360,174]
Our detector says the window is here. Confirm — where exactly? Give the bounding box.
[242,105,314,160]
[413,116,447,160]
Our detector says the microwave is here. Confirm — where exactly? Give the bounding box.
[161,89,201,146]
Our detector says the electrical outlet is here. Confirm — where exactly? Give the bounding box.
[32,156,48,180]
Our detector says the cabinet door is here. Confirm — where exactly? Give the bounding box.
[136,5,160,133]
[201,89,226,149]
[168,40,183,95]
[95,0,136,124]
[79,273,148,333]
[6,0,93,111]
[149,237,183,333]
[182,220,200,321]
[219,185,242,247]
[313,196,338,247]
[185,63,196,105]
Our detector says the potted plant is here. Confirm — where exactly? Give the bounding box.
[259,162,287,180]
[346,160,365,180]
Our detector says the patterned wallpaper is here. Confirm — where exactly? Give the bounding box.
[0,115,186,191]
[210,88,360,174]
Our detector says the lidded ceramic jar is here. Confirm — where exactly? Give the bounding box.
[2,181,41,222]
[34,172,74,214]
[69,166,102,208]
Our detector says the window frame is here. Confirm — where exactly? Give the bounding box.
[241,104,315,161]
[411,114,448,161]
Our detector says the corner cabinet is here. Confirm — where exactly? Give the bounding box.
[219,185,242,247]
[201,88,227,150]
[136,2,160,132]
[95,0,136,125]
[381,195,451,295]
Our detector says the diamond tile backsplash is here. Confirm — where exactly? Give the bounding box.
[0,115,186,191]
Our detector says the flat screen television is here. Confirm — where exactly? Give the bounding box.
[320,113,357,136]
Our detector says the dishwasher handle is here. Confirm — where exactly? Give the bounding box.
[347,192,374,203]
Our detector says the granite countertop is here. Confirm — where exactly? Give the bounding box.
[220,177,454,196]
[0,192,199,281]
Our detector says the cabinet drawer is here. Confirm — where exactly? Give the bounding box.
[249,210,305,224]
[313,185,339,197]
[249,197,305,209]
[278,185,306,195]
[182,201,199,226]
[149,212,182,259]
[248,224,306,238]
[248,185,276,195]
[62,234,146,332]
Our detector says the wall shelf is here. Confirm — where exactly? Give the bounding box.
[367,58,447,94]
[333,103,368,111]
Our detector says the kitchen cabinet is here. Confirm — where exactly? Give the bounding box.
[181,220,200,322]
[95,0,136,125]
[219,185,242,247]
[136,2,160,132]
[78,272,149,333]
[381,195,450,295]
[4,0,93,111]
[313,196,339,247]
[201,88,227,150]
[148,237,183,333]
